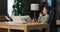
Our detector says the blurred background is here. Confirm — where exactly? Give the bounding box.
[0,0,60,32]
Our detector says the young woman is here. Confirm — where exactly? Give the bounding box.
[37,6,50,32]
[38,6,50,23]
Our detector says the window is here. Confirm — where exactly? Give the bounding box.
[47,0,52,6]
[7,0,14,16]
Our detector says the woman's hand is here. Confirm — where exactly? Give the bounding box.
[40,14,43,17]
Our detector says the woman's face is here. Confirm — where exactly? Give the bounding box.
[43,7,48,14]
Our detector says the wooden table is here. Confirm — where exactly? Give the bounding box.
[56,20,60,25]
[0,22,50,32]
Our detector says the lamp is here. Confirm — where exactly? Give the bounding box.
[31,3,39,22]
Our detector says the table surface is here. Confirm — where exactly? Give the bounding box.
[0,22,48,25]
[0,22,50,32]
[56,20,60,25]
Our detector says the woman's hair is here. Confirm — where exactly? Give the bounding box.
[43,6,51,14]
[44,6,51,11]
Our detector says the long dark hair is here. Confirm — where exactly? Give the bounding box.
[43,6,51,14]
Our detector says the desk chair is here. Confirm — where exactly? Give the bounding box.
[48,9,56,32]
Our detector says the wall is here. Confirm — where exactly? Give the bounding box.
[24,0,46,18]
[56,0,60,20]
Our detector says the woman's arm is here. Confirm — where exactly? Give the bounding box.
[40,15,49,23]
[38,16,43,23]
[38,17,41,23]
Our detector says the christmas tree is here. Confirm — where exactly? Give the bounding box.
[12,0,24,16]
